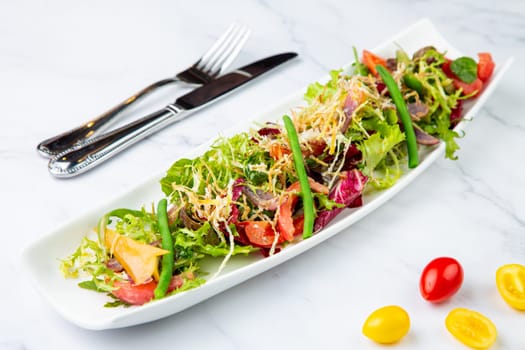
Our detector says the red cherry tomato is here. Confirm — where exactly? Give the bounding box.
[276,179,328,241]
[419,257,464,303]
[277,183,300,241]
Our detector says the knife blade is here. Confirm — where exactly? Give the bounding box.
[48,52,298,178]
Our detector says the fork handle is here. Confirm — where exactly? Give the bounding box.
[48,104,188,178]
[37,77,178,158]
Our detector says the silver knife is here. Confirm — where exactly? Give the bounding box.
[48,52,298,178]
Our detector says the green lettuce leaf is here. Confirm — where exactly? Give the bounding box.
[59,236,119,292]
[174,222,257,258]
[304,69,342,104]
[357,123,405,184]
[114,212,158,244]
[160,133,271,199]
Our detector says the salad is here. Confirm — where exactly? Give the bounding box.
[60,46,495,307]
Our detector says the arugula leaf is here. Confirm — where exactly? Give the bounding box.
[450,57,478,83]
[104,296,131,308]
[78,280,104,292]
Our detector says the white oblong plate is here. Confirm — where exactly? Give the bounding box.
[22,18,513,330]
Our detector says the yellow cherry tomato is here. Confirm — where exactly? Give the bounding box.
[445,308,497,349]
[362,305,410,344]
[496,263,525,310]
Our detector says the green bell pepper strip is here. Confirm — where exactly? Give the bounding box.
[282,115,315,239]
[153,198,175,299]
[376,65,419,168]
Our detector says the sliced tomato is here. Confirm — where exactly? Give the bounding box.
[277,179,328,241]
[477,52,495,82]
[112,280,157,305]
[362,50,387,76]
[277,182,300,241]
[496,263,525,310]
[241,221,280,248]
[111,273,193,305]
[445,308,497,349]
[453,78,483,97]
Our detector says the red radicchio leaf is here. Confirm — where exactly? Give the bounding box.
[314,169,367,232]
[229,206,240,225]
[228,178,245,224]
[376,82,387,94]
[251,127,281,143]
[348,195,363,208]
[386,58,397,72]
[343,144,362,170]
[232,178,245,201]
[258,127,281,137]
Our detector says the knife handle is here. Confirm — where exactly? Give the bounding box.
[37,78,177,158]
[47,104,188,178]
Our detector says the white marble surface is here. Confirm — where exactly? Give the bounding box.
[1,0,524,348]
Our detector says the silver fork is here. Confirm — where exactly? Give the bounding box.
[37,23,251,157]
